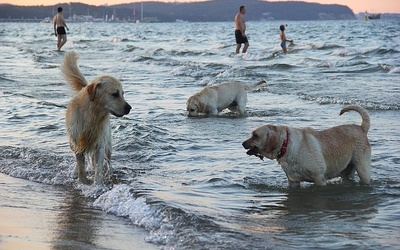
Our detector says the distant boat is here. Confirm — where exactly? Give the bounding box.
[368,13,380,19]
[364,12,380,20]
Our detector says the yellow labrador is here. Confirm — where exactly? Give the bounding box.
[186,80,265,117]
[62,51,131,185]
[242,105,371,187]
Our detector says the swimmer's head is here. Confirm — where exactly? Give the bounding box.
[280,25,285,31]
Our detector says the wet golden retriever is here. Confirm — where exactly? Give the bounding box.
[186,80,265,117]
[242,105,371,187]
[62,51,131,185]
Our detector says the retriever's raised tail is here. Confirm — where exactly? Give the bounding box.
[340,105,370,133]
[61,51,88,92]
[243,80,266,91]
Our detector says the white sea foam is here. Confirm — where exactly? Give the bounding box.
[389,66,400,74]
[93,184,162,229]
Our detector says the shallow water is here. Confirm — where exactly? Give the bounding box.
[0,20,399,249]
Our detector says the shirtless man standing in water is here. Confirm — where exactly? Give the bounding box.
[53,7,69,51]
[235,6,249,54]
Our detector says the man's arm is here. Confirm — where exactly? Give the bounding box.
[239,16,246,36]
[62,18,69,30]
[53,16,57,36]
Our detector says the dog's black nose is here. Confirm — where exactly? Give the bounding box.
[242,141,249,149]
[125,103,132,114]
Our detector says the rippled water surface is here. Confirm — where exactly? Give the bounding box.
[0,20,399,249]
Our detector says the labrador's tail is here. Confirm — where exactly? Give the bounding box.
[340,105,370,133]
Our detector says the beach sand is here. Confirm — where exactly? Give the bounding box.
[0,173,157,250]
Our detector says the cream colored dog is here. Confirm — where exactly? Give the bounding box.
[186,80,266,117]
[242,105,371,187]
[62,51,131,185]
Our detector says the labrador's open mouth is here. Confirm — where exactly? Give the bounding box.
[246,147,264,161]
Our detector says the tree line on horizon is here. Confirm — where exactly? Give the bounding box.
[0,0,355,22]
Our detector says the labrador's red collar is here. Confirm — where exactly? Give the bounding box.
[277,130,289,159]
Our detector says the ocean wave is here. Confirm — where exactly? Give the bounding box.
[38,101,67,109]
[177,38,191,44]
[322,63,387,73]
[211,43,232,50]
[388,66,400,74]
[93,184,162,228]
[0,146,74,185]
[172,49,216,57]
[0,75,16,83]
[363,48,400,56]
[91,183,255,248]
[146,47,165,56]
[300,58,335,68]
[330,48,361,57]
[74,39,96,44]
[122,55,156,63]
[311,43,345,50]
[112,122,174,163]
[110,37,130,43]
[122,44,139,52]
[240,52,278,61]
[3,91,35,99]
[268,63,297,70]
[170,64,216,78]
[298,94,400,110]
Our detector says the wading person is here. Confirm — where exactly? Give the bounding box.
[53,7,69,51]
[234,6,249,54]
[280,24,293,54]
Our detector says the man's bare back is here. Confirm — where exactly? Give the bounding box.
[235,13,246,35]
[54,13,66,27]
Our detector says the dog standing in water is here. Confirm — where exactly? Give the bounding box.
[62,51,131,185]
[243,105,371,188]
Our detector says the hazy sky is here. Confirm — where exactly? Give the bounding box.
[1,0,399,14]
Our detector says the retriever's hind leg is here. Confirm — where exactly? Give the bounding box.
[236,93,247,116]
[353,147,371,184]
[355,157,371,185]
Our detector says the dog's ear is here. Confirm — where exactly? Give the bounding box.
[263,126,279,155]
[196,100,204,112]
[87,83,100,101]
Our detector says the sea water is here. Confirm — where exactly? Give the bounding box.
[0,20,399,249]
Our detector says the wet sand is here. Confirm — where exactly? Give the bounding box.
[0,173,157,250]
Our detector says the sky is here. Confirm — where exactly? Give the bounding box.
[0,0,399,14]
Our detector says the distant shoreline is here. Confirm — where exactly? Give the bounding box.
[0,0,356,22]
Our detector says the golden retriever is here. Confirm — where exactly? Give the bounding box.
[186,80,265,117]
[62,51,131,185]
[242,105,371,187]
